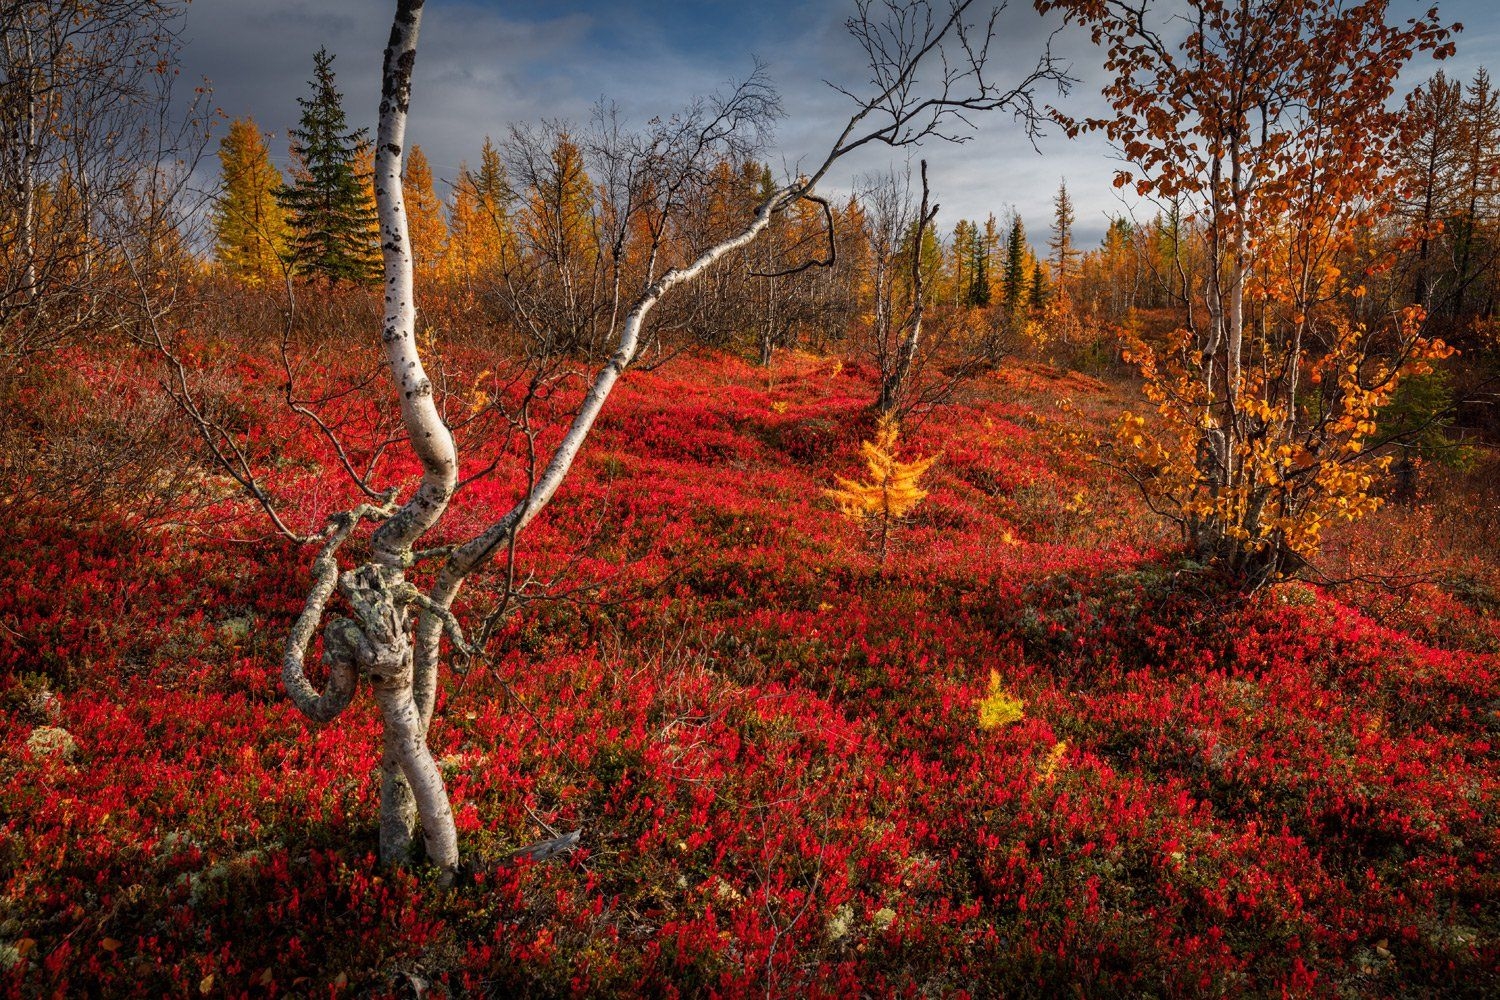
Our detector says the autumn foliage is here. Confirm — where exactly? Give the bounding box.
[3,344,1496,997]
[1043,0,1462,585]
[6,0,1500,995]
[824,415,937,564]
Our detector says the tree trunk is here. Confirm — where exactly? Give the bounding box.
[373,667,457,871]
[878,161,936,415]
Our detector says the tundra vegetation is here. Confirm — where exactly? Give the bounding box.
[2,0,1498,996]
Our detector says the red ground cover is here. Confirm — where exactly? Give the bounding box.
[2,348,1495,997]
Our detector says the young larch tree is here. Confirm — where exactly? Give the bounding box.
[1002,213,1030,316]
[1048,178,1079,293]
[825,415,938,566]
[446,137,513,291]
[402,144,448,282]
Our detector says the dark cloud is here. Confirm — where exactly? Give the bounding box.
[181,0,1498,252]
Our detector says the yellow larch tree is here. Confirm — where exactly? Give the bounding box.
[518,131,596,275]
[213,116,289,284]
[825,415,937,565]
[447,137,513,292]
[402,144,448,282]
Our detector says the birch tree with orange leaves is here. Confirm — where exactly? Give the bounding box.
[1040,0,1460,586]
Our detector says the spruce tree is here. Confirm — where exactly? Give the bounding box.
[976,214,1001,307]
[277,47,380,284]
[966,221,991,307]
[1003,215,1029,313]
[1029,260,1048,311]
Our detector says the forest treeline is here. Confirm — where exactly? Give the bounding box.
[211,51,1500,370]
[1,0,1494,587]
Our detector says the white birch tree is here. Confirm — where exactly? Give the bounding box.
[258,0,1069,877]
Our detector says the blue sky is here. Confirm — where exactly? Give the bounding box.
[180,1,1500,249]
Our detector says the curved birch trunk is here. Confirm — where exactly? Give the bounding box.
[279,0,461,874]
[363,0,463,872]
[275,0,1060,878]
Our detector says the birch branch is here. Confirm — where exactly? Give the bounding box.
[282,504,393,722]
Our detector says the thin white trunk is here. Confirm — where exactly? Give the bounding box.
[370,0,457,565]
[412,186,795,732]
[373,665,457,869]
[361,0,460,872]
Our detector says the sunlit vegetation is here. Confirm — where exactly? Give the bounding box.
[2,0,1498,996]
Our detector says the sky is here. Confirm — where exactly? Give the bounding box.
[177,0,1500,250]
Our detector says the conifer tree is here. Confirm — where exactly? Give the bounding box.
[966,219,992,307]
[1002,215,1029,313]
[825,415,937,566]
[447,161,481,289]
[447,138,515,290]
[978,213,1002,306]
[213,116,288,284]
[1449,68,1500,319]
[1049,179,1079,293]
[898,213,944,300]
[951,218,975,307]
[520,131,595,272]
[471,137,511,209]
[1029,260,1048,311]
[1399,71,1463,307]
[277,47,380,284]
[514,129,599,348]
[403,145,448,280]
[467,137,515,261]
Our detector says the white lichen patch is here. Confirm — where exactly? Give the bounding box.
[26,726,77,761]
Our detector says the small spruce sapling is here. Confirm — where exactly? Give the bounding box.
[824,415,937,566]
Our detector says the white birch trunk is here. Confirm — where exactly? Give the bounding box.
[410,187,796,733]
[277,0,1051,876]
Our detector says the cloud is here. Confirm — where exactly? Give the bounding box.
[181,0,1499,252]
